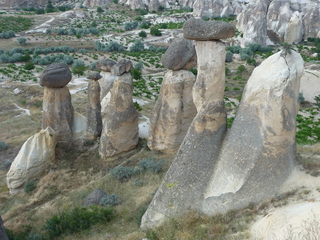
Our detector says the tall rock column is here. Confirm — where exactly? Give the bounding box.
[202,50,304,215]
[147,38,197,152]
[96,59,117,100]
[141,19,235,229]
[40,63,74,142]
[86,72,102,141]
[99,59,139,158]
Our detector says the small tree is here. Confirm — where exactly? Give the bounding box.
[17,37,27,46]
[97,6,104,13]
[150,27,162,36]
[72,65,85,76]
[24,62,35,70]
[138,31,147,38]
[130,39,145,52]
[131,68,142,80]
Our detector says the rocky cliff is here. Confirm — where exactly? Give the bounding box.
[0,0,66,9]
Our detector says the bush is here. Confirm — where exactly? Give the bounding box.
[246,57,257,66]
[237,65,246,74]
[138,158,165,173]
[24,181,37,193]
[20,54,31,62]
[99,194,120,206]
[72,65,85,76]
[17,37,27,46]
[24,62,35,70]
[247,43,261,52]
[134,61,143,70]
[110,166,133,181]
[124,21,138,31]
[0,141,8,151]
[130,39,145,52]
[43,206,114,238]
[89,27,99,35]
[105,41,124,52]
[97,6,104,13]
[299,92,305,104]
[227,45,241,54]
[150,27,162,36]
[131,68,142,80]
[139,30,147,38]
[225,51,233,62]
[0,30,15,39]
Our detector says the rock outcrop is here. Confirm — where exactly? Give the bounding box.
[99,61,138,158]
[83,0,112,7]
[0,216,8,240]
[41,63,74,142]
[96,59,117,100]
[6,127,56,194]
[86,72,102,141]
[83,188,108,206]
[148,70,196,152]
[202,50,304,215]
[141,19,233,229]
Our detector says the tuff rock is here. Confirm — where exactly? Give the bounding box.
[96,59,117,72]
[6,127,56,194]
[83,188,108,206]
[148,70,197,152]
[40,63,72,88]
[99,72,117,100]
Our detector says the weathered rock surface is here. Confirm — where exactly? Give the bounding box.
[183,19,235,40]
[192,0,235,19]
[88,72,102,81]
[40,63,72,88]
[0,216,8,240]
[202,50,304,215]
[83,0,112,7]
[86,80,102,140]
[112,59,133,76]
[83,188,108,207]
[303,5,320,39]
[99,73,139,158]
[99,72,117,100]
[96,59,117,72]
[6,127,56,194]
[161,38,196,71]
[42,87,74,142]
[148,70,196,152]
[141,41,227,229]
[73,112,87,140]
[300,69,320,103]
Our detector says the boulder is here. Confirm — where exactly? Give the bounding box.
[99,73,139,158]
[86,79,102,140]
[112,59,133,76]
[141,41,227,229]
[42,86,74,142]
[202,50,304,215]
[96,59,117,72]
[183,19,235,40]
[148,70,197,152]
[0,216,8,240]
[299,70,320,103]
[6,127,56,194]
[87,72,102,81]
[83,188,108,206]
[161,38,196,71]
[40,63,72,88]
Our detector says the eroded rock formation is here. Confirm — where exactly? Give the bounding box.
[41,63,74,142]
[86,72,102,141]
[96,59,117,100]
[6,127,56,194]
[99,60,138,158]
[141,19,232,229]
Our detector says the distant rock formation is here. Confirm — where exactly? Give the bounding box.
[83,0,112,7]
[99,60,139,158]
[0,0,60,9]
[86,72,102,141]
[141,19,232,229]
[201,50,304,215]
[41,63,74,142]
[6,127,56,194]
[0,216,9,240]
[148,38,196,152]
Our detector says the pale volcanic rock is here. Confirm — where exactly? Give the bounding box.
[6,127,56,194]
[40,63,72,88]
[202,50,304,215]
[147,70,197,152]
[83,0,112,7]
[141,41,227,229]
[192,0,234,19]
[99,72,117,100]
[99,73,139,158]
[161,38,196,71]
[86,79,102,141]
[112,59,133,76]
[183,19,235,40]
[96,59,117,72]
[42,87,74,142]
[303,5,320,39]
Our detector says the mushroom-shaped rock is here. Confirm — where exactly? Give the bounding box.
[40,63,72,88]
[87,72,102,81]
[183,19,235,40]
[161,38,196,71]
[96,59,117,72]
[112,59,133,76]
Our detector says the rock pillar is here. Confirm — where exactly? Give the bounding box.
[141,19,235,229]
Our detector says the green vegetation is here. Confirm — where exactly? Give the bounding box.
[0,16,32,33]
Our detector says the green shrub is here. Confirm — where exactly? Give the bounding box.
[124,21,138,31]
[43,206,114,238]
[138,158,165,173]
[97,6,104,13]
[17,37,27,46]
[110,166,133,181]
[24,62,35,70]
[99,194,120,206]
[131,68,142,80]
[0,141,8,151]
[299,92,305,103]
[138,30,147,38]
[72,65,85,77]
[236,65,246,74]
[24,181,37,193]
[134,102,142,111]
[150,27,162,36]
[225,50,233,62]
[130,39,145,52]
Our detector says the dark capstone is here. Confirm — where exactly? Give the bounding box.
[96,59,117,72]
[183,19,235,40]
[40,63,72,88]
[83,188,108,207]
[0,216,9,240]
[161,38,196,70]
[87,72,102,81]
